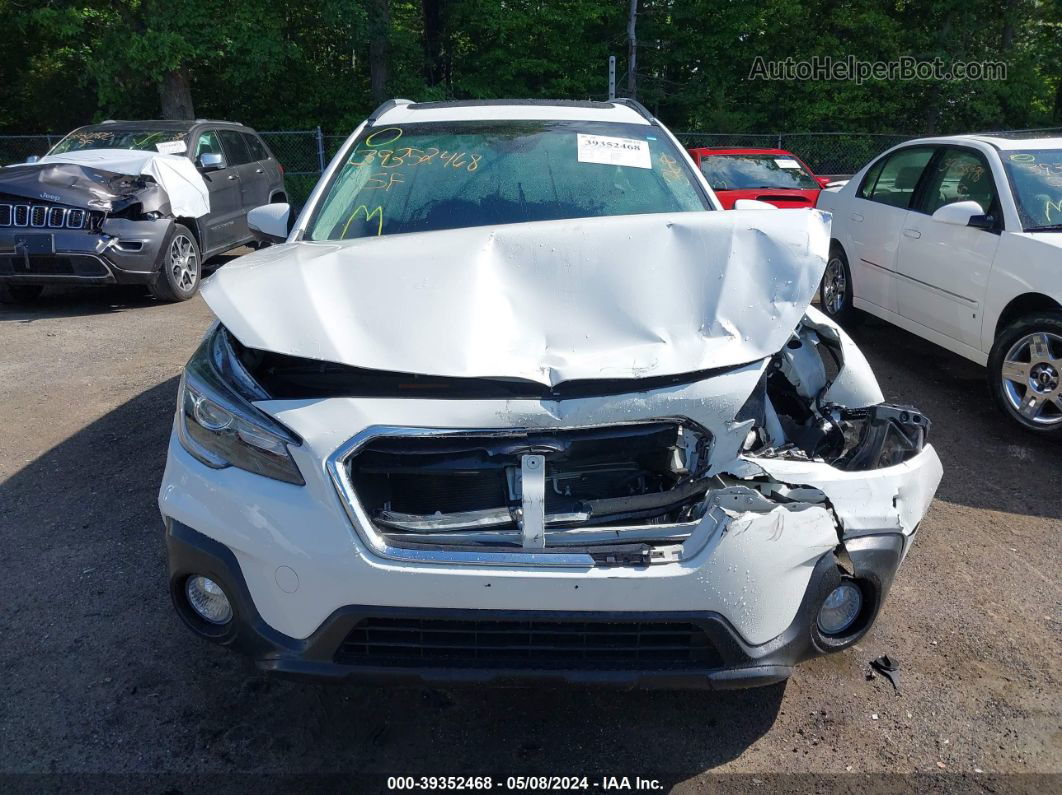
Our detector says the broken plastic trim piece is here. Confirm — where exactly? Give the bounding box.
[833,405,930,471]
[520,454,546,549]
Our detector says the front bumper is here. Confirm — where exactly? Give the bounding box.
[160,416,939,686]
[0,218,169,285]
[166,518,909,688]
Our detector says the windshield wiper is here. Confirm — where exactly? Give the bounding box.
[1023,225,1062,232]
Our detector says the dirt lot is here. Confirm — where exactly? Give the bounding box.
[1,268,1059,790]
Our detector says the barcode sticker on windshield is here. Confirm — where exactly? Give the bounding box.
[577,134,651,169]
[156,140,187,155]
[775,158,801,169]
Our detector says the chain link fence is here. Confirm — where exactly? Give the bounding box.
[4,127,1060,209]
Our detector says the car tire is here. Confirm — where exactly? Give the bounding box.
[150,224,202,302]
[988,312,1062,440]
[819,245,862,326]
[0,284,44,304]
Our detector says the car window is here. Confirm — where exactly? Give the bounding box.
[698,154,818,190]
[1000,149,1062,230]
[857,158,886,199]
[218,130,254,166]
[50,127,187,154]
[306,120,711,241]
[859,147,935,209]
[194,130,224,161]
[917,148,998,217]
[243,133,270,162]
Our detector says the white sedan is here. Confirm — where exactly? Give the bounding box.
[818,135,1062,438]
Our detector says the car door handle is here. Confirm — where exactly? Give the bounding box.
[255,168,263,174]
[850,213,864,222]
[903,228,921,239]
[227,174,238,180]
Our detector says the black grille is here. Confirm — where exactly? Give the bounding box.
[349,423,710,525]
[0,255,108,277]
[335,616,722,670]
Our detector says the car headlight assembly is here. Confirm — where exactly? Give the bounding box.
[176,326,305,485]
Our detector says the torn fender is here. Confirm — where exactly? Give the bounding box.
[745,446,943,537]
[8,149,210,218]
[204,209,831,386]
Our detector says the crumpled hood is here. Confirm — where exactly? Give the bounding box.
[204,209,830,386]
[3,149,209,218]
[0,160,141,207]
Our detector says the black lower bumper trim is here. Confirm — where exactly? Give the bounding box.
[164,519,906,689]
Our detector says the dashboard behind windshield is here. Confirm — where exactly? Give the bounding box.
[306,120,710,241]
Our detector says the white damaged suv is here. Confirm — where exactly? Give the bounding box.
[159,99,943,688]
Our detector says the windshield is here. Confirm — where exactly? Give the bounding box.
[306,120,710,240]
[50,128,187,155]
[698,154,818,191]
[1000,149,1062,230]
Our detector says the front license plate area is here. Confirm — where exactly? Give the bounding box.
[14,233,55,255]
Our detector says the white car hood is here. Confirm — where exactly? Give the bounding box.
[30,149,210,218]
[203,209,830,386]
[1023,230,1062,250]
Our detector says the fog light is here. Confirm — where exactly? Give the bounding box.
[185,575,233,625]
[817,581,863,635]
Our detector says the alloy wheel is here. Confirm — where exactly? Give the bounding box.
[822,257,847,315]
[1000,331,1062,426]
[169,234,199,292]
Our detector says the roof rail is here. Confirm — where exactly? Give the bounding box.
[367,99,414,125]
[610,97,656,124]
[194,118,243,126]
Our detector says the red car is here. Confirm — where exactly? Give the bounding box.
[687,147,830,209]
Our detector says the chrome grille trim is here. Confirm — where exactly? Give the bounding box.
[326,424,728,568]
[0,202,91,230]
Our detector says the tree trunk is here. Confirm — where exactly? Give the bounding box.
[159,68,195,120]
[422,0,446,87]
[626,0,638,99]
[369,0,391,105]
[1001,0,1019,50]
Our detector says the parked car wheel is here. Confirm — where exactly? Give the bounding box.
[819,245,861,326]
[150,225,201,302]
[988,312,1062,439]
[0,284,44,304]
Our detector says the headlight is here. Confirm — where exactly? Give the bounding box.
[176,325,305,485]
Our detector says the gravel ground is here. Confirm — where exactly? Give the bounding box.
[0,269,1059,791]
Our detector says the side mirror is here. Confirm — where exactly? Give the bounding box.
[247,203,291,244]
[733,199,778,210]
[197,152,225,171]
[25,155,40,164]
[931,200,986,227]
[815,176,830,188]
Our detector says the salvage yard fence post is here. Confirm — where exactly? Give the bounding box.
[2,126,1059,209]
[315,126,326,173]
